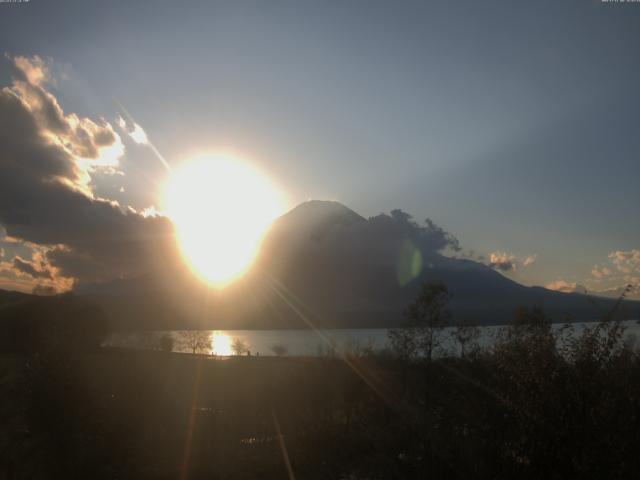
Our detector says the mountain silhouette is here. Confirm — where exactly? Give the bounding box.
[253,201,634,328]
[11,200,636,330]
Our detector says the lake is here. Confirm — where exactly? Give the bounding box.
[104,319,640,357]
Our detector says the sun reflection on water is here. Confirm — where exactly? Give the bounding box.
[210,332,233,356]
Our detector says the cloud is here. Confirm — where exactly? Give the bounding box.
[488,252,516,271]
[591,266,612,279]
[545,279,638,299]
[0,248,70,293]
[594,284,639,298]
[522,255,537,267]
[117,116,149,145]
[0,269,40,292]
[32,284,57,296]
[357,209,461,260]
[4,55,125,192]
[488,251,536,272]
[608,249,640,275]
[263,202,467,303]
[116,113,171,172]
[13,55,50,87]
[591,249,640,284]
[129,123,149,145]
[580,249,640,299]
[0,55,177,289]
[546,280,587,294]
[12,256,52,280]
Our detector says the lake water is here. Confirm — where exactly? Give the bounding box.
[104,320,640,357]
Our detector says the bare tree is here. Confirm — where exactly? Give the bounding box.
[344,336,375,357]
[388,283,451,362]
[387,327,418,361]
[181,331,211,355]
[452,319,481,358]
[231,337,249,356]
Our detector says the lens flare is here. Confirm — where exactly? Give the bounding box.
[397,239,423,286]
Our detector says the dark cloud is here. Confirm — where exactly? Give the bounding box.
[369,209,461,255]
[12,256,52,280]
[12,57,70,135]
[94,128,116,146]
[491,261,515,272]
[0,56,178,287]
[0,90,76,182]
[32,284,57,296]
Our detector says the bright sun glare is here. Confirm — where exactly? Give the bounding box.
[210,332,233,356]
[164,154,282,287]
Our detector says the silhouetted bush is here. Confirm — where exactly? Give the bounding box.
[0,294,108,353]
[269,342,289,356]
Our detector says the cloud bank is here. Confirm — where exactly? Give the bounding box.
[548,249,640,300]
[545,280,587,294]
[587,249,640,298]
[0,55,177,292]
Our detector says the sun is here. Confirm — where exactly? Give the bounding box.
[164,153,282,287]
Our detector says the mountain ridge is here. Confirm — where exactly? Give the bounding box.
[6,201,637,330]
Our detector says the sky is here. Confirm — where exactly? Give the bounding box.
[0,0,639,297]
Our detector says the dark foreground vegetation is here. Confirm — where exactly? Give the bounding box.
[2,289,640,479]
